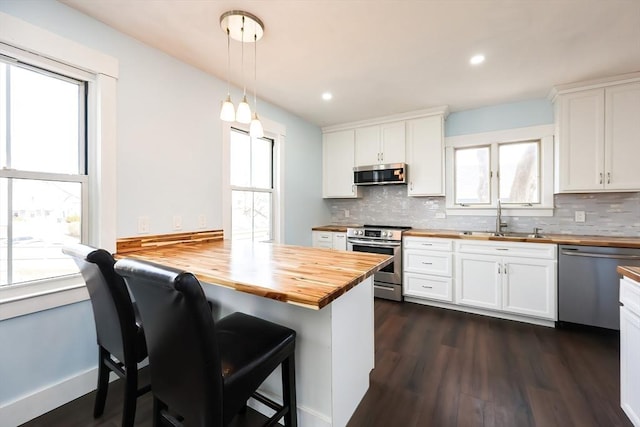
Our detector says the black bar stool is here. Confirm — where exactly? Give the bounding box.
[62,244,150,427]
[114,257,297,427]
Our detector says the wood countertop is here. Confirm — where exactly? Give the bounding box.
[312,225,351,232]
[619,266,640,282]
[404,229,640,248]
[116,240,391,310]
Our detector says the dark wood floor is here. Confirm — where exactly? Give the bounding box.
[348,300,631,427]
[22,299,631,427]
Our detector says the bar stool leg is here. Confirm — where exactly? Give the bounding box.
[282,353,297,427]
[94,347,110,418]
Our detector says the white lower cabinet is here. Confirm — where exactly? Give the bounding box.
[455,241,557,320]
[403,237,453,302]
[312,231,347,250]
[621,277,640,427]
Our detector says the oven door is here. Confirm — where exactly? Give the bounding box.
[347,239,401,285]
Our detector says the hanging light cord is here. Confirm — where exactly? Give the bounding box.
[241,16,246,97]
[253,33,258,110]
[226,28,231,95]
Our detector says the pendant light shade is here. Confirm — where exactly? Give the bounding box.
[250,113,264,138]
[220,95,235,122]
[236,95,252,124]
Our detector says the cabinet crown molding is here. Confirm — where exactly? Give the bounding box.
[548,71,640,102]
[322,105,449,133]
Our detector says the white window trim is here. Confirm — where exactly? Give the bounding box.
[0,12,118,318]
[445,124,555,217]
[222,116,286,243]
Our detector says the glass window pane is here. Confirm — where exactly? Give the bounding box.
[499,141,540,204]
[230,129,250,187]
[7,65,83,174]
[252,137,272,189]
[231,190,253,241]
[1,178,81,286]
[253,192,272,242]
[455,146,490,204]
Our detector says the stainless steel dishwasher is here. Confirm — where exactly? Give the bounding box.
[559,245,640,330]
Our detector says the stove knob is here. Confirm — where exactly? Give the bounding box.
[357,230,363,236]
[382,231,388,237]
[387,231,393,238]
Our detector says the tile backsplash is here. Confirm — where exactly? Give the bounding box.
[325,186,640,237]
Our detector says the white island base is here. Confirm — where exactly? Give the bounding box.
[202,276,375,427]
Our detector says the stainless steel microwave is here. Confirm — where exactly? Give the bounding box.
[353,163,407,186]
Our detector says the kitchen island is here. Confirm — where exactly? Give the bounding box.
[116,232,392,427]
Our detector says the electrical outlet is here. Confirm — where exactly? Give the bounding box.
[344,209,350,218]
[435,212,446,219]
[173,215,182,230]
[575,211,586,223]
[137,216,150,234]
[198,214,207,229]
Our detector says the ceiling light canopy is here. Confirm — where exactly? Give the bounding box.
[470,54,485,65]
[219,10,264,137]
[322,92,333,101]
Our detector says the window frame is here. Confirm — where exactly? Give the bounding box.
[0,13,118,319]
[445,124,554,217]
[229,127,275,242]
[222,118,285,244]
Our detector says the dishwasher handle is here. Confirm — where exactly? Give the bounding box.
[560,250,640,260]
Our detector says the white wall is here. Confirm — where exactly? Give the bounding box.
[0,0,328,421]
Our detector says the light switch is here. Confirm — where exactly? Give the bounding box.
[575,211,586,223]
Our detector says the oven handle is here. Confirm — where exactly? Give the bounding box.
[347,239,401,247]
[374,284,396,291]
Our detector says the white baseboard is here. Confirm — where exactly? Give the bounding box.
[0,367,99,427]
[248,390,332,427]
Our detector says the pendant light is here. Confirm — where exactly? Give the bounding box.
[219,11,264,125]
[219,27,235,122]
[250,33,264,138]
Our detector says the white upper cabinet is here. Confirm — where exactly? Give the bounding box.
[406,115,445,196]
[555,77,640,193]
[355,122,405,166]
[323,130,360,198]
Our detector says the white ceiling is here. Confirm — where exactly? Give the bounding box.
[60,0,640,127]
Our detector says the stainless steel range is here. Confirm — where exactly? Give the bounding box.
[347,225,411,301]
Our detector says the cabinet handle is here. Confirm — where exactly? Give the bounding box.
[421,243,433,246]
[496,248,509,251]
[600,172,603,184]
[352,184,355,194]
[381,152,384,162]
[421,262,433,265]
[498,264,501,274]
[607,172,611,184]
[421,285,433,289]
[504,265,508,274]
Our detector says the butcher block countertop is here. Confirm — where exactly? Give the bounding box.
[404,229,640,248]
[116,233,391,310]
[619,266,640,282]
[312,225,350,232]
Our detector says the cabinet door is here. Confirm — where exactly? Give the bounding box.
[501,258,556,319]
[455,254,501,310]
[621,306,640,427]
[332,233,347,251]
[355,125,381,166]
[380,122,405,164]
[323,130,359,198]
[406,116,444,196]
[556,89,605,192]
[605,82,640,191]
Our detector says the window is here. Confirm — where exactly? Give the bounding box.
[445,125,554,216]
[229,128,274,242]
[0,59,87,287]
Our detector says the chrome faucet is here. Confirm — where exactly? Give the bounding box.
[495,199,507,235]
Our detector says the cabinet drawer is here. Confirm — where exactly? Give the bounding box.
[455,240,556,259]
[314,232,332,242]
[404,237,453,251]
[404,249,452,276]
[621,277,640,316]
[404,273,452,302]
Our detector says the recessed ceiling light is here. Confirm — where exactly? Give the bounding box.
[470,54,485,65]
[322,92,333,101]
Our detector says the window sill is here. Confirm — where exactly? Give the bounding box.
[445,207,554,217]
[0,275,89,320]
